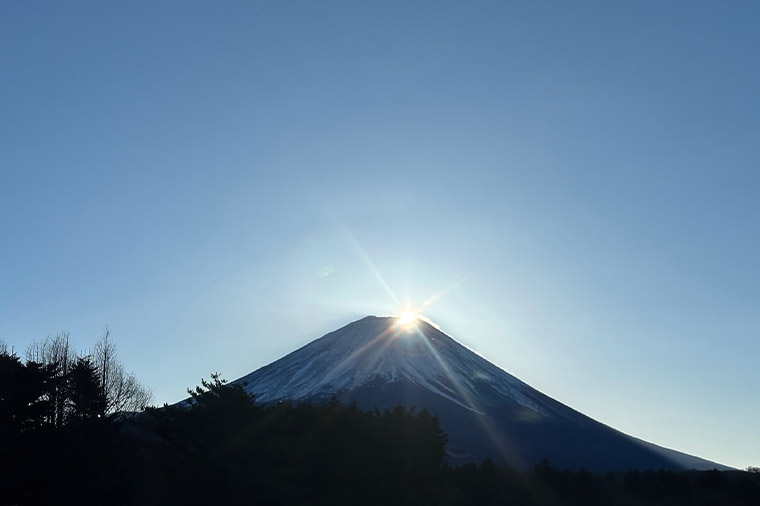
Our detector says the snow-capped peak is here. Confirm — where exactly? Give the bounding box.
[235,316,551,416]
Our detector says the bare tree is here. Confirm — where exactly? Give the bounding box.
[25,332,75,427]
[92,328,152,414]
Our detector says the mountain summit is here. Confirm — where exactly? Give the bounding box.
[234,316,728,471]
[237,315,546,412]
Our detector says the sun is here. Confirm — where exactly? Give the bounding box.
[397,311,420,327]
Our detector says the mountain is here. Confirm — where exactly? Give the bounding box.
[234,315,730,472]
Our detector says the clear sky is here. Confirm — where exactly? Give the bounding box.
[1,1,758,469]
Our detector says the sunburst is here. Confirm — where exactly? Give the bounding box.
[397,311,420,327]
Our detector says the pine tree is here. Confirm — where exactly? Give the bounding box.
[68,356,107,421]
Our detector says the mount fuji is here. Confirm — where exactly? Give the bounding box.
[233,315,728,472]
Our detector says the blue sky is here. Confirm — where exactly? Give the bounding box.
[1,2,758,469]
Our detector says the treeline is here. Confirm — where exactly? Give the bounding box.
[1,330,152,427]
[132,375,448,506]
[132,379,760,506]
[0,331,151,505]
[447,460,760,506]
[2,346,760,505]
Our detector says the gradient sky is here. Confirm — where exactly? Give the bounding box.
[2,2,758,469]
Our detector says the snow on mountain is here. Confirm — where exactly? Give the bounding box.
[232,315,731,471]
[236,316,550,416]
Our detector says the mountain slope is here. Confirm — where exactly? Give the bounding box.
[234,316,729,472]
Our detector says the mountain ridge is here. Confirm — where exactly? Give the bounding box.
[233,315,731,472]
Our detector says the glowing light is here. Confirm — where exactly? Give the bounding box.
[397,311,420,327]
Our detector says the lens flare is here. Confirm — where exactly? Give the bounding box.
[397,311,420,327]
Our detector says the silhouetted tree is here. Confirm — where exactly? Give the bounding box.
[93,327,152,414]
[0,334,150,506]
[68,356,107,420]
[186,372,253,411]
[26,332,75,427]
[0,347,53,434]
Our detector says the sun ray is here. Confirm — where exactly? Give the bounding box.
[421,274,470,310]
[409,325,520,464]
[315,326,396,386]
[341,226,402,307]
